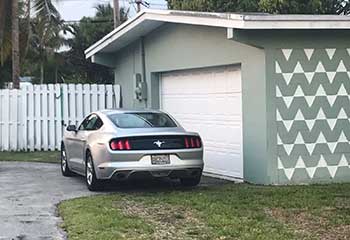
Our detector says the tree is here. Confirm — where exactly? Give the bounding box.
[0,0,12,67]
[258,0,349,14]
[12,0,20,88]
[0,0,63,88]
[167,0,258,12]
[61,4,128,84]
[166,0,350,14]
[0,1,13,88]
[30,1,65,83]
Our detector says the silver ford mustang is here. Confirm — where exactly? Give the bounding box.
[61,109,204,191]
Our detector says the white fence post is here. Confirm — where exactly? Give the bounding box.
[98,84,106,110]
[106,85,113,109]
[9,89,18,151]
[91,84,98,112]
[2,89,10,151]
[62,84,69,128]
[83,84,91,116]
[21,85,28,151]
[55,84,62,151]
[28,84,35,151]
[34,85,41,150]
[48,84,55,151]
[113,85,121,108]
[76,84,83,127]
[41,85,49,151]
[0,84,120,152]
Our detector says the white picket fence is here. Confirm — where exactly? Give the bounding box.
[0,84,121,152]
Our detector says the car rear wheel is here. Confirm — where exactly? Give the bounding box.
[61,145,73,177]
[180,175,201,187]
[86,152,103,191]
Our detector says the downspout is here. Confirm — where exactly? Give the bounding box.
[141,36,147,108]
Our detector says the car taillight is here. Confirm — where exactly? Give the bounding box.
[110,139,131,150]
[184,136,202,149]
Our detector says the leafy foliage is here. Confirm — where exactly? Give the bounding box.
[61,4,128,84]
[0,0,14,69]
[0,0,65,86]
[26,1,66,83]
[0,1,125,86]
[166,0,350,14]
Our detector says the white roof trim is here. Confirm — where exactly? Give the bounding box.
[85,9,350,59]
[85,11,147,58]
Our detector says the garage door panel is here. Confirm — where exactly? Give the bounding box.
[162,94,241,116]
[205,151,242,177]
[161,65,243,179]
[162,66,240,95]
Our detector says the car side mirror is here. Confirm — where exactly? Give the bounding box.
[66,125,77,132]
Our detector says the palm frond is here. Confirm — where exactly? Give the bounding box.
[33,0,61,22]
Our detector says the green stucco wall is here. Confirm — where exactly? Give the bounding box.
[113,40,143,108]
[109,23,269,184]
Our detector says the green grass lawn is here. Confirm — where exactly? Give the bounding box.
[0,151,59,163]
[59,182,350,240]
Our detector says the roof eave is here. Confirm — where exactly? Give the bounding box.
[85,10,245,59]
[85,10,350,59]
[85,11,148,58]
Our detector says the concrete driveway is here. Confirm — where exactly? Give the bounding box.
[0,162,94,240]
[0,161,230,240]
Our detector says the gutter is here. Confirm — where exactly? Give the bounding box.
[85,10,147,58]
[85,10,350,59]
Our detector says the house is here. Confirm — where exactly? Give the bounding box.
[85,10,350,185]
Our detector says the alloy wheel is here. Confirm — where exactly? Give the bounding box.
[61,149,67,172]
[86,156,93,186]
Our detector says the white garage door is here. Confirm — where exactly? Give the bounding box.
[160,65,243,180]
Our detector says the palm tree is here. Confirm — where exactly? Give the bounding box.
[0,0,62,88]
[31,0,64,84]
[31,16,66,83]
[12,0,20,89]
[0,0,11,67]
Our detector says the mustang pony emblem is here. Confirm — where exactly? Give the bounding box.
[153,140,165,148]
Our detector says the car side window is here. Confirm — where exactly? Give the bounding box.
[78,115,91,131]
[94,117,103,130]
[78,114,103,131]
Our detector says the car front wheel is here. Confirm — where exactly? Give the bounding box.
[61,145,73,177]
[86,152,103,191]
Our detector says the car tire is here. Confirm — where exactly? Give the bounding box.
[61,144,73,177]
[180,175,201,187]
[85,152,103,191]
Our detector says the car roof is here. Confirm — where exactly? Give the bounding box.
[98,108,164,116]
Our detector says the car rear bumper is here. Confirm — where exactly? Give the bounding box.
[95,154,204,180]
[111,168,203,181]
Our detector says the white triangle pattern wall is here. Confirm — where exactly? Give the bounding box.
[275,48,350,181]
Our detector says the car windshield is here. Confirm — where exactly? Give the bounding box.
[108,112,178,128]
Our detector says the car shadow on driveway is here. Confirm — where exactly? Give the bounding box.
[90,175,233,193]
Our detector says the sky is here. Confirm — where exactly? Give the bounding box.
[54,0,168,21]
